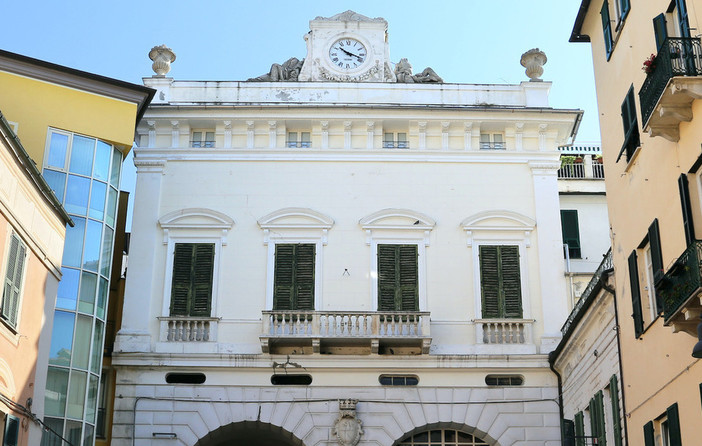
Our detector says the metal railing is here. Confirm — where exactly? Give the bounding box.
[561,249,613,336]
[479,142,506,150]
[261,310,430,338]
[657,240,702,321]
[558,163,585,179]
[383,141,409,149]
[592,162,605,179]
[191,140,215,148]
[286,140,311,148]
[639,37,702,126]
[558,144,601,154]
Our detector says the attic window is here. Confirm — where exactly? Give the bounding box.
[485,375,523,386]
[379,375,419,386]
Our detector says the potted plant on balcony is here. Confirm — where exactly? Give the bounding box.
[560,155,576,168]
[574,155,584,164]
[642,54,657,75]
[594,155,603,164]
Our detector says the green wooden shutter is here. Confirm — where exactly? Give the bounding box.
[574,411,585,446]
[561,210,581,258]
[628,250,644,337]
[501,246,523,318]
[666,403,682,446]
[3,414,18,446]
[191,244,214,316]
[653,13,668,52]
[274,244,315,311]
[377,245,418,311]
[601,0,614,58]
[294,244,315,310]
[562,419,575,446]
[676,0,691,38]
[2,234,26,328]
[480,246,522,318]
[589,393,607,446]
[678,174,696,246]
[610,375,623,446]
[480,246,501,318]
[643,421,655,446]
[619,0,630,20]
[170,243,214,316]
[648,220,665,296]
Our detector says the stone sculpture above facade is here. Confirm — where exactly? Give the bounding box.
[394,58,443,83]
[247,57,304,82]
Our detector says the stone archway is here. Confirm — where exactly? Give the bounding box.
[393,422,499,446]
[194,421,305,446]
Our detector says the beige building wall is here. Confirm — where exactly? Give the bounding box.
[573,1,702,444]
[0,117,67,445]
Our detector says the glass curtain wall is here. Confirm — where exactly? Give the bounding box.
[41,129,122,446]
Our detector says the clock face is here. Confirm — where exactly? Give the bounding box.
[328,38,367,70]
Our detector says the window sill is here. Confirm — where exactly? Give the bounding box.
[637,313,662,339]
[0,318,19,346]
[623,145,643,173]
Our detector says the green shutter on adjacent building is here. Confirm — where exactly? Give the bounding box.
[1,234,26,329]
[574,411,585,446]
[610,375,623,446]
[273,244,315,311]
[170,243,214,316]
[643,421,655,446]
[601,0,614,58]
[589,392,607,446]
[560,210,581,258]
[666,403,682,446]
[678,174,696,246]
[479,245,522,318]
[628,250,644,337]
[378,244,418,311]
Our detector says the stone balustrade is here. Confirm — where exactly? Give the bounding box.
[158,317,219,342]
[475,319,534,345]
[261,310,431,354]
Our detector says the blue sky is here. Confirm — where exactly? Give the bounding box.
[1,0,600,227]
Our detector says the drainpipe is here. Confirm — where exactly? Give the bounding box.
[548,355,565,443]
[600,273,629,445]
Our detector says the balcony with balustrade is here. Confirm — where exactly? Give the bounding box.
[655,240,702,336]
[639,37,702,142]
[260,310,431,355]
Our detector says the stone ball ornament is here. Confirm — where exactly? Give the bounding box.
[520,48,547,81]
[149,44,176,76]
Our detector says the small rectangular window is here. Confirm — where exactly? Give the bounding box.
[287,132,311,148]
[191,131,215,148]
[1,234,27,329]
[383,132,408,149]
[379,375,419,386]
[480,133,505,150]
[485,375,523,386]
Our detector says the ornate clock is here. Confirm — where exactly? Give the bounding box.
[328,38,367,70]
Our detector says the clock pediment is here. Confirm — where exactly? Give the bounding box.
[314,10,386,24]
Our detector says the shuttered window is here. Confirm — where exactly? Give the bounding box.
[618,86,640,162]
[643,421,655,446]
[479,245,523,318]
[601,0,614,59]
[666,403,682,446]
[618,0,630,21]
[574,411,585,446]
[378,244,418,311]
[610,375,622,446]
[628,250,644,337]
[561,210,581,258]
[678,174,696,246]
[589,391,607,446]
[273,244,315,311]
[1,234,26,329]
[170,243,214,316]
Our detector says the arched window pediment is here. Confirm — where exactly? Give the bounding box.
[360,209,436,246]
[460,210,535,247]
[158,208,235,245]
[258,208,334,245]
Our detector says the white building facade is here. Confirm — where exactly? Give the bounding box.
[113,12,583,446]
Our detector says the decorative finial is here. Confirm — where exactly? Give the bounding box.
[520,48,547,81]
[149,45,176,77]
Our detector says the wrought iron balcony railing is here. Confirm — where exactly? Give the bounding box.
[657,240,702,323]
[383,140,409,149]
[561,249,613,336]
[639,37,702,127]
[286,140,311,148]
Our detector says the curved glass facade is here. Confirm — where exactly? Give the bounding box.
[41,129,122,446]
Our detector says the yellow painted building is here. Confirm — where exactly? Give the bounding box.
[0,50,153,445]
[572,1,702,445]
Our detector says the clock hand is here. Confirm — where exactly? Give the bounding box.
[340,47,363,62]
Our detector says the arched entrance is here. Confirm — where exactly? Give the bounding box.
[194,421,305,446]
[394,423,496,446]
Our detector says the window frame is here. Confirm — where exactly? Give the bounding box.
[191,130,215,148]
[560,209,582,259]
[168,242,216,317]
[259,208,333,311]
[286,131,311,148]
[477,244,524,319]
[1,232,27,331]
[383,132,408,149]
[158,208,233,319]
[376,243,419,312]
[272,243,316,311]
[479,133,505,150]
